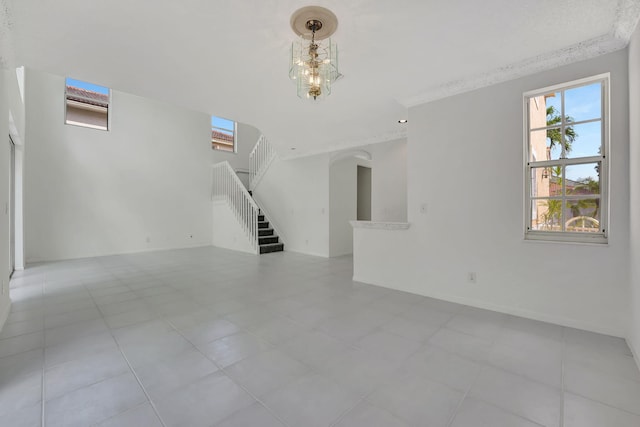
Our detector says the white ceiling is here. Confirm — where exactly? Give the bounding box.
[7,0,640,157]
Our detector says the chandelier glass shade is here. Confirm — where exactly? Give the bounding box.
[289,33,339,100]
[289,8,340,101]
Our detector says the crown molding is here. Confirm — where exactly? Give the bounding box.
[400,0,640,108]
[399,34,626,108]
[613,0,640,41]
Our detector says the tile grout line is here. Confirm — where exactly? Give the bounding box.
[435,325,553,427]
[444,362,484,427]
[89,284,169,427]
[9,250,639,426]
[328,332,454,427]
[163,316,294,427]
[451,364,547,427]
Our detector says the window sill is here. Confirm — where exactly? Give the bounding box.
[524,232,608,245]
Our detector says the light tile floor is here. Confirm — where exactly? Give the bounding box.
[1,246,640,427]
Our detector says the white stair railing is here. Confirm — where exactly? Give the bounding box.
[212,161,259,252]
[249,135,276,190]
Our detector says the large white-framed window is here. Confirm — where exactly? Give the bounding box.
[211,115,236,153]
[65,78,110,131]
[524,74,609,243]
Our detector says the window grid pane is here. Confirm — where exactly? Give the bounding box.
[525,77,606,241]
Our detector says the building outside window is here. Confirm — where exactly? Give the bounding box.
[211,116,236,152]
[524,74,608,243]
[65,78,110,130]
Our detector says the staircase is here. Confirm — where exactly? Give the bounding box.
[247,190,283,254]
[257,211,284,254]
[212,137,283,255]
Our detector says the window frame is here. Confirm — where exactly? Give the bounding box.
[211,116,237,153]
[523,73,609,244]
[64,78,111,131]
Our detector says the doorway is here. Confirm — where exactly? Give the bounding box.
[357,165,372,221]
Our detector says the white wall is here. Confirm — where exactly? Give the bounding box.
[629,25,640,363]
[370,139,407,222]
[330,157,358,257]
[354,50,630,337]
[253,154,330,257]
[24,69,213,262]
[212,200,256,254]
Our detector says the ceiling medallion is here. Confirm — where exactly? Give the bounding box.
[289,6,342,100]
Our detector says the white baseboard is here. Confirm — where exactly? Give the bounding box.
[352,274,625,338]
[0,298,12,334]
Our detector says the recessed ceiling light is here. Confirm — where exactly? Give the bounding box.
[398,119,408,124]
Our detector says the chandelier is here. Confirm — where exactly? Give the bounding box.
[289,6,341,100]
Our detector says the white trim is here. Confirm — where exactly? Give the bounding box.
[249,135,277,191]
[350,221,410,230]
[8,113,25,271]
[330,149,372,166]
[523,73,611,98]
[212,161,260,253]
[400,34,628,107]
[64,120,108,131]
[523,74,609,244]
[351,275,625,338]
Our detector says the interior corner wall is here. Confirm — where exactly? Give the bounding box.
[628,24,640,363]
[354,49,630,337]
[24,68,213,262]
[370,139,407,222]
[253,154,330,257]
[329,157,358,257]
[0,71,12,329]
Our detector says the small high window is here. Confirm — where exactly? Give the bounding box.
[65,78,110,130]
[211,116,236,152]
[524,74,608,243]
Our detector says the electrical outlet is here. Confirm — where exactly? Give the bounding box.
[468,272,477,283]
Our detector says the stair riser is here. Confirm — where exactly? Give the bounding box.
[259,237,279,245]
[259,244,284,254]
[248,196,282,254]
